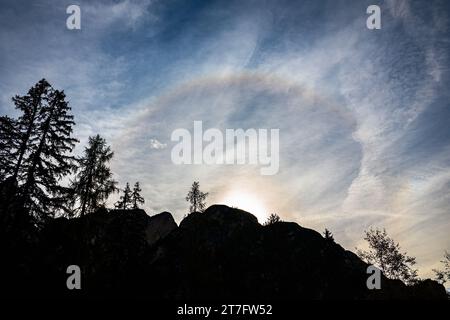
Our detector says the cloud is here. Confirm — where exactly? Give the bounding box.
[149,138,167,150]
[83,0,157,31]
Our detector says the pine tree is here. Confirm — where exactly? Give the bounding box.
[185,181,208,213]
[21,88,78,217]
[1,79,78,219]
[11,79,51,183]
[131,181,145,209]
[70,135,117,216]
[323,228,334,242]
[115,182,133,210]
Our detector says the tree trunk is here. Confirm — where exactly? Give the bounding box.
[22,104,53,205]
[12,99,40,182]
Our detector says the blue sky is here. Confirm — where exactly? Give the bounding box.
[1,0,449,278]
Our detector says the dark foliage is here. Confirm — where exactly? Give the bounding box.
[131,182,145,209]
[433,251,450,285]
[185,181,208,213]
[356,228,418,285]
[323,228,334,242]
[115,182,133,210]
[0,79,78,220]
[264,213,281,226]
[69,135,117,216]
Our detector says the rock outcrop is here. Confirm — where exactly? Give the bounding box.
[1,204,447,299]
[146,205,448,300]
[144,211,177,246]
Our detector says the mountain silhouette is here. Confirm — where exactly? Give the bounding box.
[0,203,447,299]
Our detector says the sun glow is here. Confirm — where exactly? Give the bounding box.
[219,191,269,223]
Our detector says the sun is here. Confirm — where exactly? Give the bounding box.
[219,190,269,223]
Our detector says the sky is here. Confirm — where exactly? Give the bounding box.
[0,0,449,278]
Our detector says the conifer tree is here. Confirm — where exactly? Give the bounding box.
[115,182,133,210]
[323,228,334,242]
[185,181,208,213]
[70,135,117,216]
[131,181,145,209]
[21,88,78,217]
[11,79,51,183]
[1,79,78,218]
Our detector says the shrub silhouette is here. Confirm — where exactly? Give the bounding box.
[263,213,281,225]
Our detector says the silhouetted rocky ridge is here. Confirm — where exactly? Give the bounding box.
[0,203,447,299]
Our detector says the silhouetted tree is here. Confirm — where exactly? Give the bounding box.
[131,182,145,209]
[264,213,281,226]
[323,228,334,242]
[185,181,208,213]
[70,135,117,216]
[115,182,133,210]
[1,79,78,219]
[433,251,450,285]
[356,228,418,285]
[22,88,78,217]
[10,79,51,183]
